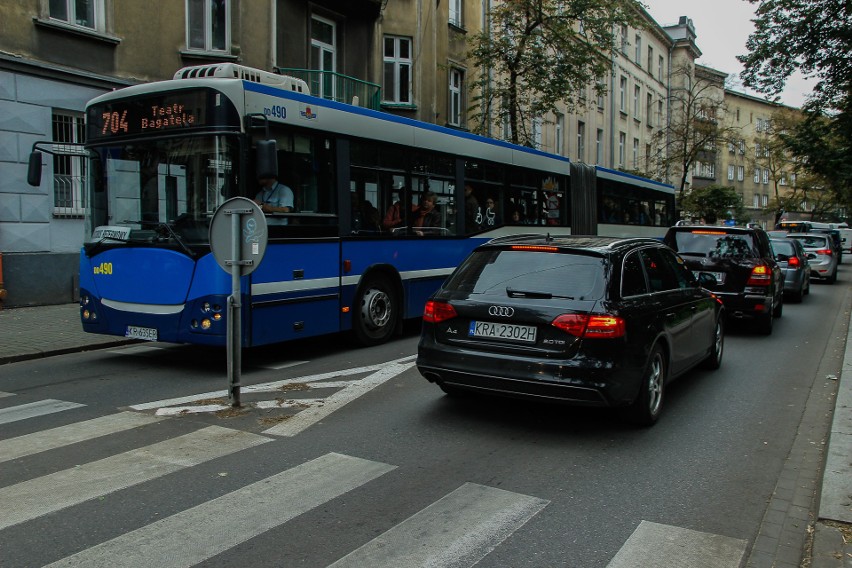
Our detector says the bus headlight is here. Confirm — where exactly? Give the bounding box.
[200,318,212,330]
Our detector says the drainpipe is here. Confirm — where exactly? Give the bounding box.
[0,253,6,309]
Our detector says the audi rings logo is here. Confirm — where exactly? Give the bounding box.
[488,305,515,317]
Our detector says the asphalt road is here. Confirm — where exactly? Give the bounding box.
[0,273,848,567]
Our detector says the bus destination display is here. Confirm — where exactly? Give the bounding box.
[86,88,238,141]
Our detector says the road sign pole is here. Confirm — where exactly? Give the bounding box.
[209,197,268,410]
[228,210,242,407]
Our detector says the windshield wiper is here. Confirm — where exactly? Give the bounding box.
[155,222,195,258]
[506,287,574,300]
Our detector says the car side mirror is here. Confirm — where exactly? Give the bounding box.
[698,272,718,288]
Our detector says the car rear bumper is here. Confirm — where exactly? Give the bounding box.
[416,339,642,407]
[712,291,774,320]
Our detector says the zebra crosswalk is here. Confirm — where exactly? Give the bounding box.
[0,396,749,568]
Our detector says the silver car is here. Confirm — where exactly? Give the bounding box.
[771,238,810,301]
[788,233,838,284]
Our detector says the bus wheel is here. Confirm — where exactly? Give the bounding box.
[354,278,398,346]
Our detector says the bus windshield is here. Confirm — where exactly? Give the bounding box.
[87,135,240,246]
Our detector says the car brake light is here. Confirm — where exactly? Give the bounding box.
[423,300,457,323]
[816,248,833,256]
[787,256,800,267]
[510,245,559,252]
[746,263,772,286]
[551,314,626,338]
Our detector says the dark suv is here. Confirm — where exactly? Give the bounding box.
[664,225,783,334]
[417,235,724,426]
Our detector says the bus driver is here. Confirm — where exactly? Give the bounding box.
[255,173,294,225]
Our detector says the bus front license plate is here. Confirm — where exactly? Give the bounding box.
[468,321,537,343]
[126,326,158,341]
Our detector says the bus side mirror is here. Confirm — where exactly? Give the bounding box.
[256,140,278,179]
[27,152,43,186]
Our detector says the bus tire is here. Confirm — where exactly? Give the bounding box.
[353,277,398,346]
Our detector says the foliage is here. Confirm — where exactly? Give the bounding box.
[678,185,746,225]
[652,64,742,194]
[466,0,639,147]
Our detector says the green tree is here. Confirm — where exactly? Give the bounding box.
[738,0,852,208]
[467,0,639,147]
[679,185,746,225]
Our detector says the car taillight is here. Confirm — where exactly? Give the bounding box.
[787,256,800,267]
[816,248,833,256]
[423,300,457,323]
[746,263,772,286]
[551,314,626,338]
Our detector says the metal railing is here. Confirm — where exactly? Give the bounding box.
[275,68,382,111]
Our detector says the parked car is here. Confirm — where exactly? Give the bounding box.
[663,225,783,335]
[416,235,724,427]
[770,237,810,302]
[787,233,838,284]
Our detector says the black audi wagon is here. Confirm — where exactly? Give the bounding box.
[416,235,724,426]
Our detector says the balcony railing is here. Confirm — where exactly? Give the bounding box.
[275,68,381,111]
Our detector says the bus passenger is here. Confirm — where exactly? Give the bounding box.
[464,184,481,232]
[413,191,441,234]
[255,174,294,225]
[383,192,413,231]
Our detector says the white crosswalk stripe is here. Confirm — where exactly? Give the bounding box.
[45,452,396,568]
[0,399,85,425]
[0,425,272,531]
[328,482,549,568]
[606,521,747,568]
[0,411,161,464]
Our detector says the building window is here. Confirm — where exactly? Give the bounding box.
[383,36,412,104]
[311,16,337,100]
[728,165,735,181]
[754,169,760,183]
[449,0,462,27]
[763,194,769,207]
[634,34,642,64]
[632,138,639,168]
[555,114,564,155]
[657,100,663,127]
[52,111,86,217]
[739,140,746,155]
[596,78,605,110]
[780,172,787,186]
[50,0,104,31]
[645,143,652,171]
[647,46,653,73]
[619,76,627,113]
[620,25,628,55]
[658,55,664,82]
[187,0,229,52]
[448,67,464,126]
[596,129,604,165]
[762,169,769,184]
[577,120,585,161]
[633,85,641,119]
[646,93,653,124]
[533,116,543,148]
[618,132,626,167]
[737,166,744,181]
[754,193,760,208]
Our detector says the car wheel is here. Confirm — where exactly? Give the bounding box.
[827,269,837,284]
[702,317,724,370]
[353,277,398,346]
[790,287,804,303]
[804,277,810,295]
[773,295,783,317]
[756,311,773,335]
[623,345,666,427]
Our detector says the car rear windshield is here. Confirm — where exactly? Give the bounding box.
[671,231,758,259]
[771,240,795,256]
[444,249,606,300]
[789,235,829,248]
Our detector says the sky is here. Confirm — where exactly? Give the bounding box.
[642,0,816,108]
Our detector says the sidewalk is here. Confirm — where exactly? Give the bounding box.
[0,302,850,566]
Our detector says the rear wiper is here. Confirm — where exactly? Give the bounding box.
[506,287,574,300]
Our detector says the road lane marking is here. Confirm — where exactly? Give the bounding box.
[0,391,15,398]
[0,411,161,463]
[0,399,85,425]
[0,425,272,531]
[606,521,747,568]
[45,453,395,568]
[328,482,548,567]
[262,359,415,437]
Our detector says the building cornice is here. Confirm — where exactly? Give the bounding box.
[0,51,136,90]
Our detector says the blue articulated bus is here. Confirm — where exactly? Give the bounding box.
[31,63,674,348]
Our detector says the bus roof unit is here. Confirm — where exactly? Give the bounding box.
[173,63,310,94]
